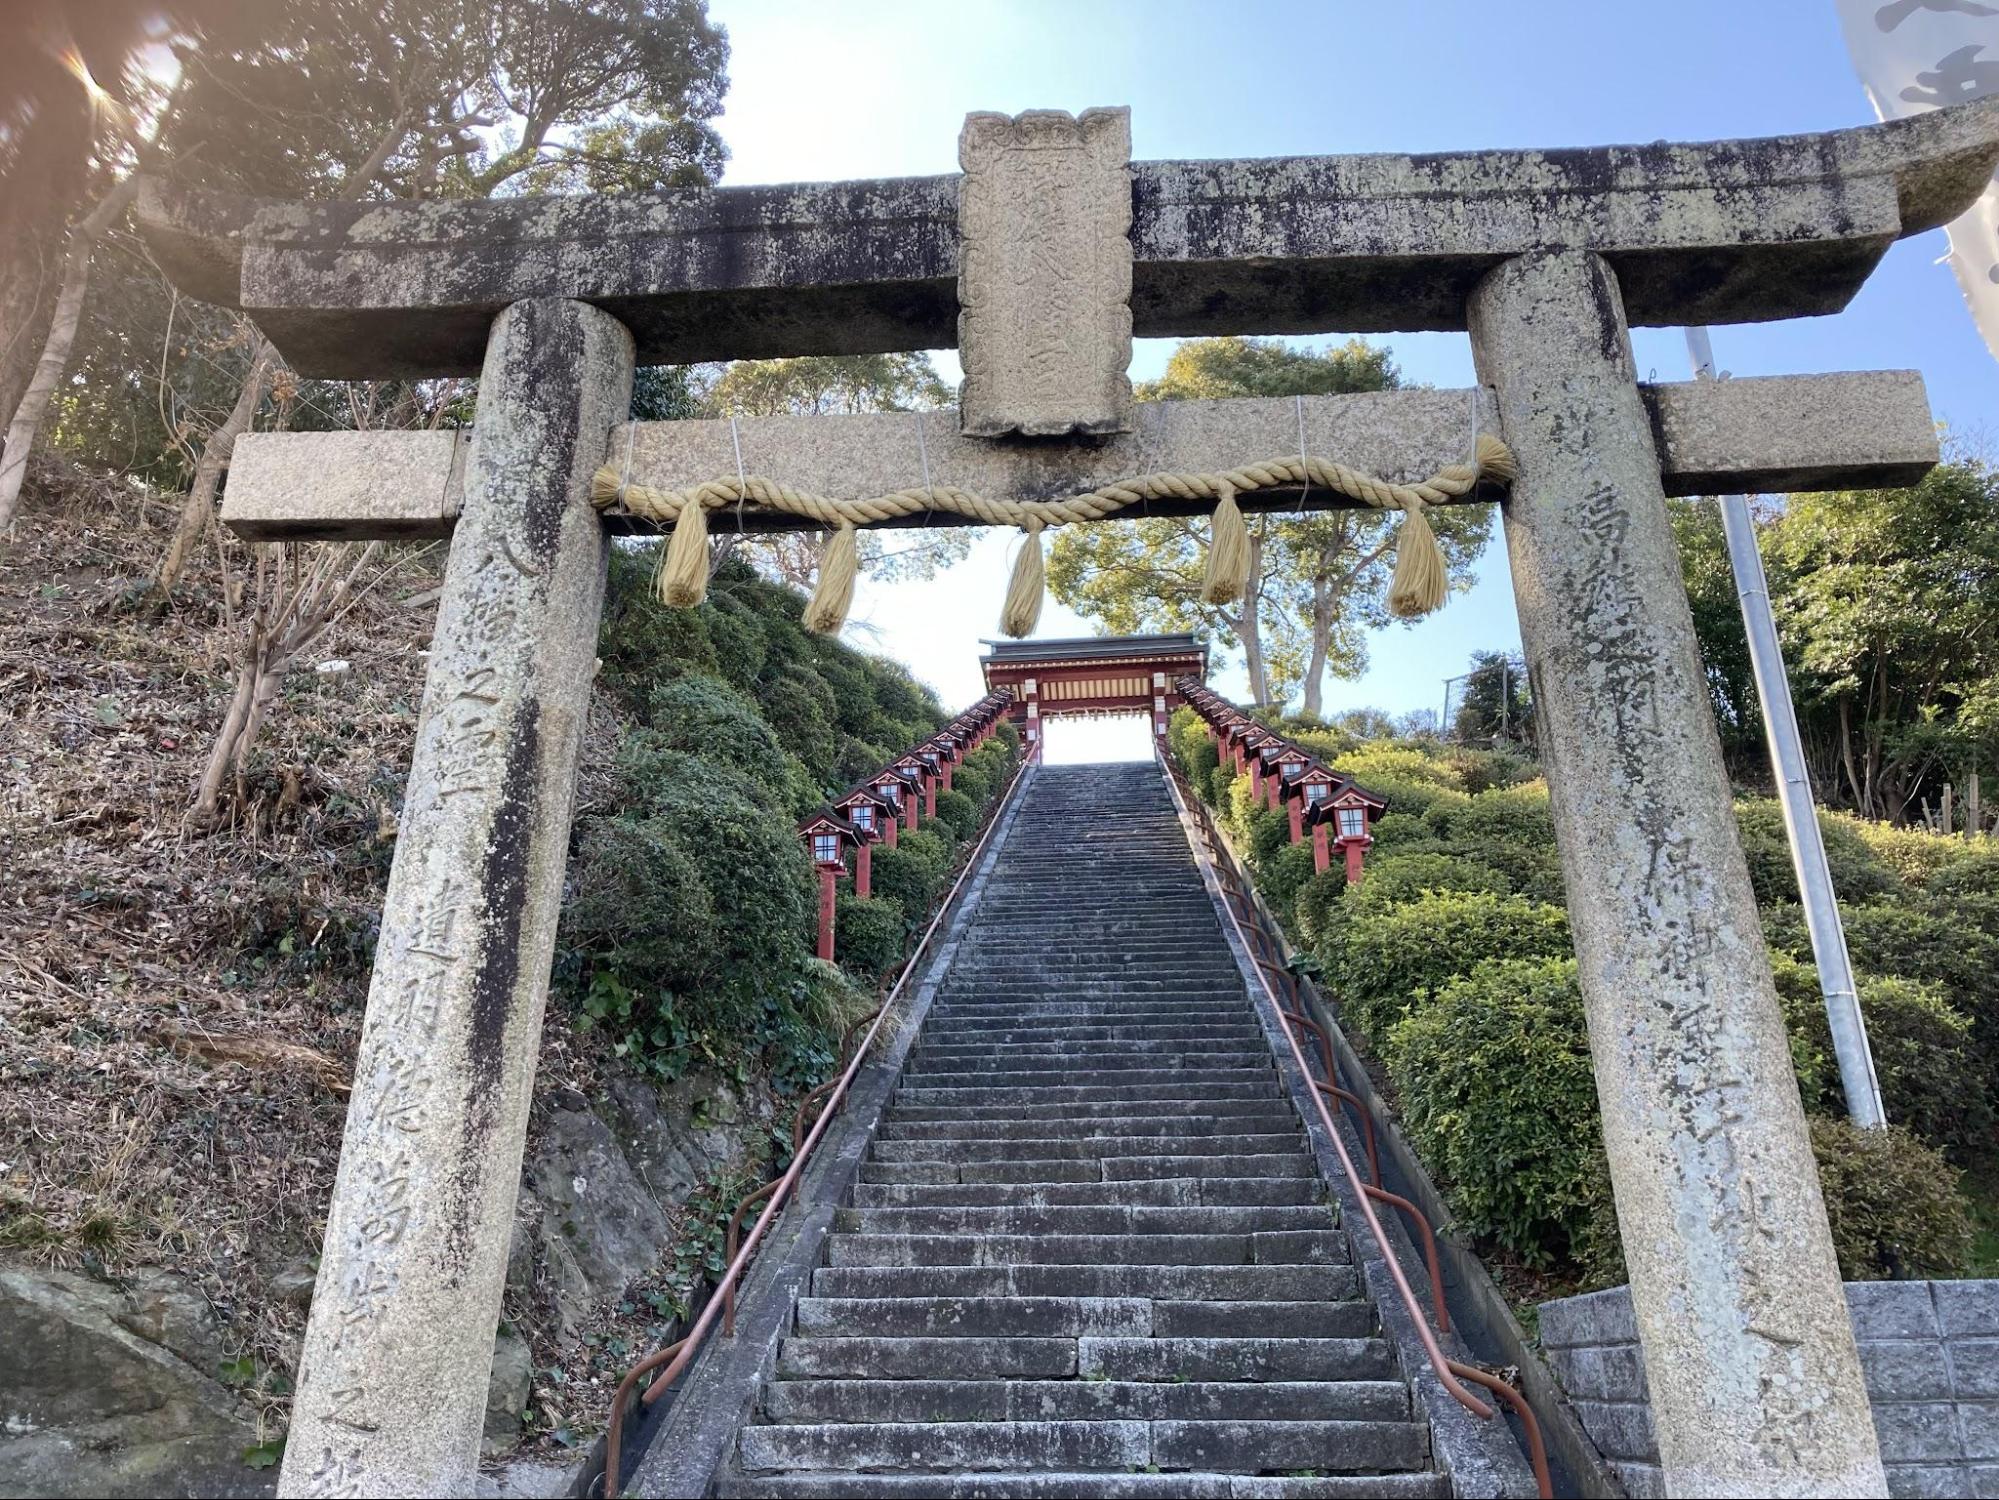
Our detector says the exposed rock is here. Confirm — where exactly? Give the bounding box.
[269,1259,317,1310]
[476,1455,582,1498]
[483,1329,534,1457]
[524,1104,674,1340]
[0,1265,268,1499]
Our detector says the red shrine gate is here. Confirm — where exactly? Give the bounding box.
[979,633,1207,760]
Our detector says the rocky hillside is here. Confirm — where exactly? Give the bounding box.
[0,462,963,1494]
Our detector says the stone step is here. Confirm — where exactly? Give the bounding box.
[877,1113,1297,1141]
[856,1156,1318,1187]
[807,1262,1360,1302]
[915,1024,1266,1045]
[823,1230,1349,1268]
[717,1470,1449,1499]
[737,1417,1429,1476]
[884,1098,1291,1124]
[759,1377,1408,1426]
[792,1296,1376,1340]
[1079,1336,1397,1383]
[891,1069,1276,1093]
[850,1177,1322,1210]
[869,1135,1302,1164]
[891,1082,1284,1107]
[900,1051,1273,1075]
[832,1204,1335,1236]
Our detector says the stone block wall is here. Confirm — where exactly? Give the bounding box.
[1539,1281,1999,1499]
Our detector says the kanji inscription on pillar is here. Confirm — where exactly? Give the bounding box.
[957,106,1133,437]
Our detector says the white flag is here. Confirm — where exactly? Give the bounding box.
[1837,0,1999,361]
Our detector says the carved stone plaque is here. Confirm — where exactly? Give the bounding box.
[957,106,1133,437]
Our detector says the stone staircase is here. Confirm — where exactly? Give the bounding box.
[716,761,1447,1498]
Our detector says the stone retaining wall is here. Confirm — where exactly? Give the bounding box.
[1538,1281,1999,1498]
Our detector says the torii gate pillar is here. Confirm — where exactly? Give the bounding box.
[1471,251,1880,1497]
[281,299,634,1498]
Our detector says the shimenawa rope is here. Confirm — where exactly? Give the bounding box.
[592,433,1515,637]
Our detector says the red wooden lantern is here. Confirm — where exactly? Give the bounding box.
[1268,745,1313,825]
[890,753,932,823]
[831,787,892,899]
[1327,785,1386,884]
[867,769,914,845]
[797,811,859,961]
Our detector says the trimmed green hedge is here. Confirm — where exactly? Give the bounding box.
[1329,890,1572,1041]
[835,894,906,980]
[1386,958,1604,1269]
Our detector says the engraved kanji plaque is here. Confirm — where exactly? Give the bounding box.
[957,106,1133,437]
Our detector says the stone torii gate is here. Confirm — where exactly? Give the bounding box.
[135,101,1999,1498]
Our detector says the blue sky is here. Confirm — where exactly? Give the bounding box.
[703,0,1999,740]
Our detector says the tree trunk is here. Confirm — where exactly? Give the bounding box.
[1301,575,1332,719]
[155,332,274,591]
[0,90,93,448]
[1240,529,1269,705]
[0,176,142,529]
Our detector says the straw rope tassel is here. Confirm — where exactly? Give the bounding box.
[596,428,1519,626]
[1202,482,1249,605]
[658,493,711,606]
[803,523,860,635]
[1001,519,1045,638]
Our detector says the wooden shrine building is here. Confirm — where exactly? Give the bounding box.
[980,633,1207,759]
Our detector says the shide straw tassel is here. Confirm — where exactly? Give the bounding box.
[1383,433,1517,619]
[803,522,859,635]
[1201,482,1249,605]
[1001,518,1045,638]
[657,493,711,606]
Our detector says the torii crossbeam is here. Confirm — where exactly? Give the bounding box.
[135,100,1999,1500]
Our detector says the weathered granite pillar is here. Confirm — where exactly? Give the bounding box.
[1467,251,1882,1498]
[279,298,633,1498]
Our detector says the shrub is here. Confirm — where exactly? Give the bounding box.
[561,817,719,998]
[704,591,770,691]
[1332,745,1463,791]
[1853,822,1972,889]
[934,788,979,839]
[900,823,955,870]
[614,745,814,975]
[1245,805,1290,867]
[1356,852,1511,907]
[1346,773,1464,821]
[1836,897,1999,1065]
[1809,1118,1973,1280]
[1328,890,1573,1041]
[1927,847,1999,901]
[647,674,789,777]
[1259,841,1318,918]
[951,760,993,807]
[1295,869,1352,949]
[1368,812,1443,856]
[1447,747,1539,795]
[868,844,938,926]
[1733,799,1903,907]
[1782,971,1991,1157]
[835,894,906,980]
[1385,958,1603,1267]
[1424,783,1555,849]
[760,671,838,783]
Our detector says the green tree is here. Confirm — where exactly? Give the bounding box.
[699,353,972,595]
[1047,336,1489,711]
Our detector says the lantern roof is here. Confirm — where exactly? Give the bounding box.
[797,809,859,842]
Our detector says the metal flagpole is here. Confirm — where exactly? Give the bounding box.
[1684,325,1887,1129]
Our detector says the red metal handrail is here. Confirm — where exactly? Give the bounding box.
[1157,747,1553,1499]
[599,756,1028,1497]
